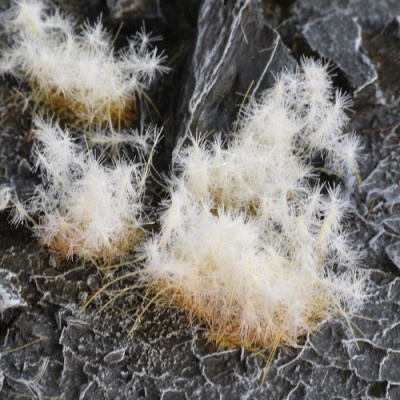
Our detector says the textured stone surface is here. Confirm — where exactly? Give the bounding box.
[0,269,26,318]
[107,0,161,21]
[174,0,295,158]
[386,242,400,271]
[369,17,400,99]
[302,11,377,94]
[1,0,400,399]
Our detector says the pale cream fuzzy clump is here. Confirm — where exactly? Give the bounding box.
[142,59,365,350]
[14,117,159,261]
[0,0,169,127]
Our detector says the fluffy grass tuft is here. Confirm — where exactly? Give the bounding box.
[12,116,160,262]
[0,0,169,127]
[140,59,366,351]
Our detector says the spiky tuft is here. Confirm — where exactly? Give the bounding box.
[141,59,365,350]
[0,0,169,127]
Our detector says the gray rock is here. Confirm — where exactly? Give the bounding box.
[386,242,400,271]
[369,17,400,100]
[380,351,400,384]
[293,0,400,27]
[0,269,26,314]
[106,0,161,21]
[302,11,377,95]
[383,218,400,236]
[174,0,295,158]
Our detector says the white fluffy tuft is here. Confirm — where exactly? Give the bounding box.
[20,117,158,261]
[0,0,169,126]
[142,59,365,350]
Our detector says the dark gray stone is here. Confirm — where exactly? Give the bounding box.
[383,218,400,235]
[106,0,161,21]
[380,351,400,384]
[369,17,400,99]
[302,11,377,95]
[293,0,400,28]
[346,340,386,381]
[174,0,295,158]
[0,269,26,314]
[385,242,400,270]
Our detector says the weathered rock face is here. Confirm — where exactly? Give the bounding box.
[173,0,295,155]
[2,0,400,399]
[302,11,377,95]
[369,17,400,99]
[107,0,161,21]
